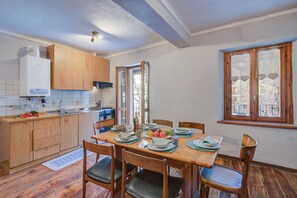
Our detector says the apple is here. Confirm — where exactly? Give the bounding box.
[153,131,160,137]
[159,132,166,138]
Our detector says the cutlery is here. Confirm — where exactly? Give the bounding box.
[129,138,140,144]
[169,145,178,153]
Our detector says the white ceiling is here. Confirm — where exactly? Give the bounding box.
[161,0,297,33]
[0,0,296,56]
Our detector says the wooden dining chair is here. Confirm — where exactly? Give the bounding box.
[179,121,205,134]
[152,119,173,128]
[199,134,257,198]
[82,141,136,198]
[121,149,185,198]
[93,121,102,162]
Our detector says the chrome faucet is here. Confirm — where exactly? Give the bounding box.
[58,100,63,112]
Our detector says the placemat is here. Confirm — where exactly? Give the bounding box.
[186,140,217,152]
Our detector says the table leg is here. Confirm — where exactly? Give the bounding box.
[192,165,198,197]
[182,163,192,197]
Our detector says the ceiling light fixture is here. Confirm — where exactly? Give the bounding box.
[91,31,103,42]
[91,31,99,42]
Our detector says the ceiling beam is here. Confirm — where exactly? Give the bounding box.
[112,0,190,48]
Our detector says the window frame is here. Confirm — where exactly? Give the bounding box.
[224,42,293,124]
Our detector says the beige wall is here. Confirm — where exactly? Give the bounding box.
[109,12,297,169]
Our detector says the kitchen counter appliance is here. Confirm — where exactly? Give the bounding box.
[98,108,115,133]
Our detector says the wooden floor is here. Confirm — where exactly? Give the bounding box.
[0,155,296,198]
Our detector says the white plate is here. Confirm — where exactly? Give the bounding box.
[114,136,137,143]
[147,142,175,151]
[111,127,121,132]
[174,128,193,135]
[143,123,159,130]
[192,139,220,150]
[143,132,172,139]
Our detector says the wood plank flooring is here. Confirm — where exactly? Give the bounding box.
[0,154,296,198]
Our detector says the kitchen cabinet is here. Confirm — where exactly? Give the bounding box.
[93,56,110,82]
[48,44,110,90]
[9,121,33,168]
[33,118,60,160]
[60,115,79,151]
[72,49,85,90]
[101,58,110,82]
[84,53,94,90]
[79,112,100,145]
[47,44,73,90]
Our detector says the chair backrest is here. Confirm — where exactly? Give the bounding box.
[239,134,257,188]
[121,149,168,198]
[83,140,114,156]
[93,121,101,135]
[152,119,173,128]
[83,140,115,182]
[239,134,257,162]
[178,121,205,134]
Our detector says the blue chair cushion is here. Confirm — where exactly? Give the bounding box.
[200,164,242,189]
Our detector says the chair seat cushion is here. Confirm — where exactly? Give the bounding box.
[86,156,135,184]
[200,164,242,189]
[126,169,185,198]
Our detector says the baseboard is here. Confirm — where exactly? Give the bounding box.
[218,154,297,173]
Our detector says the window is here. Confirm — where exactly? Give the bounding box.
[224,42,293,124]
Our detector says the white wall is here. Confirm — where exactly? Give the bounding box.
[109,12,297,169]
[0,33,48,80]
[0,33,114,115]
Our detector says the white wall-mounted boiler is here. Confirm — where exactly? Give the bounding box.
[20,55,51,97]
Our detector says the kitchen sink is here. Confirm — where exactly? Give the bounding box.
[47,110,81,115]
[47,107,100,115]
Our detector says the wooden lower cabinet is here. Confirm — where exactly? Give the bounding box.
[0,112,102,173]
[9,121,33,168]
[60,115,79,151]
[33,118,60,160]
[79,112,100,145]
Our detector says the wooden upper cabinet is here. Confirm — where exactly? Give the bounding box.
[84,53,94,90]
[93,56,101,81]
[47,44,73,90]
[48,44,109,90]
[93,56,110,82]
[102,58,110,82]
[72,49,85,90]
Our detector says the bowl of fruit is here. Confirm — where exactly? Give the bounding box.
[145,128,173,139]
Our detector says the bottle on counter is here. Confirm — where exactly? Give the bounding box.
[134,112,139,132]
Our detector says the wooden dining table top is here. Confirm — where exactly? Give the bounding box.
[91,131,223,168]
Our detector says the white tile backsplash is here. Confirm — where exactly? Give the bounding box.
[0,78,115,116]
[0,78,117,116]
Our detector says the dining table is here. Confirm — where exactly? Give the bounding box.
[91,131,223,197]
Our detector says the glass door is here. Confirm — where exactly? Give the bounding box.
[116,61,149,125]
[116,67,128,125]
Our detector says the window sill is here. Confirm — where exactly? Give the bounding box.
[217,120,297,130]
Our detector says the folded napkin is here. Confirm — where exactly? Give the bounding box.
[174,133,194,138]
[119,132,134,138]
[203,135,218,144]
[185,140,217,152]
[175,128,191,132]
[113,124,125,131]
